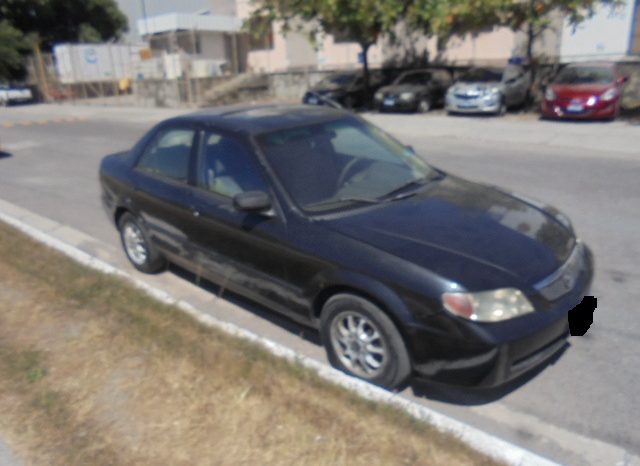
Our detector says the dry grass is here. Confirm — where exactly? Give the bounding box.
[0,221,501,466]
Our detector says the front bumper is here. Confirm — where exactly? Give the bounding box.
[406,243,594,387]
[446,94,501,114]
[541,99,617,120]
[375,97,418,112]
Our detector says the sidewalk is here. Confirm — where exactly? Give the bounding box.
[0,438,22,466]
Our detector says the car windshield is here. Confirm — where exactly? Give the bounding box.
[459,68,503,83]
[554,66,615,85]
[257,118,438,213]
[395,72,431,85]
[320,73,357,86]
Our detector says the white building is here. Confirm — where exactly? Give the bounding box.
[560,0,640,61]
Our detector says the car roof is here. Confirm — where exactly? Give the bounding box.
[167,104,352,135]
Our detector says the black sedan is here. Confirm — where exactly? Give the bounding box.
[100,105,593,389]
[302,70,388,109]
[374,69,452,113]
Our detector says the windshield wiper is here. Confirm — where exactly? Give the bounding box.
[378,173,443,201]
[307,196,382,209]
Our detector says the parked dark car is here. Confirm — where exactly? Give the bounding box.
[541,61,628,120]
[302,70,389,109]
[374,69,452,113]
[100,105,593,389]
[446,65,532,115]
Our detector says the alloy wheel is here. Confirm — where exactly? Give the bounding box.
[122,221,148,266]
[329,311,388,378]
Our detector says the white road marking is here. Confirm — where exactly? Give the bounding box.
[1,141,41,152]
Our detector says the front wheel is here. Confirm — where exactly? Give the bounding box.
[118,212,166,273]
[417,98,432,113]
[496,97,507,116]
[320,293,411,389]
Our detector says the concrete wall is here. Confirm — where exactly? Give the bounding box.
[132,75,232,107]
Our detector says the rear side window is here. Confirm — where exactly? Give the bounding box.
[137,127,195,182]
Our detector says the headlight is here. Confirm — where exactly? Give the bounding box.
[374,92,383,100]
[545,88,556,101]
[442,288,534,322]
[601,88,618,101]
[486,87,500,95]
[400,92,414,101]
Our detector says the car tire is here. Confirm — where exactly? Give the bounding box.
[118,212,166,273]
[417,98,432,113]
[320,293,411,389]
[496,97,507,116]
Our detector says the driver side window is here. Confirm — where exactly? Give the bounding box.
[198,132,267,198]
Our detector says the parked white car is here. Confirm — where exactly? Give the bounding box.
[446,66,532,116]
[0,84,33,106]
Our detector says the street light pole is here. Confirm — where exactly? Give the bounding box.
[140,0,149,40]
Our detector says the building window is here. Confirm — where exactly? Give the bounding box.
[249,17,274,51]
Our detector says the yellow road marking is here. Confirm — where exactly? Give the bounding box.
[1,117,88,128]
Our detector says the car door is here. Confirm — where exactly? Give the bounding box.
[129,123,199,267]
[187,129,309,322]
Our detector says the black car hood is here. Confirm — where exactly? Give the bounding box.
[321,176,574,289]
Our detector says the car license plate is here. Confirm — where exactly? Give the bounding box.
[458,102,475,108]
[566,103,584,112]
[308,96,318,105]
[383,98,395,106]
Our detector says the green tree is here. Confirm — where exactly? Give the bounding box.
[0,20,30,81]
[0,0,128,80]
[248,0,408,94]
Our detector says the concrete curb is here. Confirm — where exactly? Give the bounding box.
[0,205,559,466]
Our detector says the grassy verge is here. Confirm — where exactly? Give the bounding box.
[0,221,501,466]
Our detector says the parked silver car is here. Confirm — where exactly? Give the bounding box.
[445,66,532,115]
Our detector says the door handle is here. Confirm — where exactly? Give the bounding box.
[189,206,200,217]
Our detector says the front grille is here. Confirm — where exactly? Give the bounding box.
[454,94,479,100]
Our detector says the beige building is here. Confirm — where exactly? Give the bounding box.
[137,0,630,77]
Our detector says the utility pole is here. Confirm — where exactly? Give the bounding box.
[140,0,150,41]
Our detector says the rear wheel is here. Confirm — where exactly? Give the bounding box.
[320,293,411,389]
[118,212,166,273]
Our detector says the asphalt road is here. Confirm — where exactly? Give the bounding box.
[1,104,639,465]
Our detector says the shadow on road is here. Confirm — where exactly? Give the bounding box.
[167,262,569,405]
[0,151,12,160]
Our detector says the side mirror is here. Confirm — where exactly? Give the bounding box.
[617,76,629,85]
[405,144,416,154]
[233,191,272,214]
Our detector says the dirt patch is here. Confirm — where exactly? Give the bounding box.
[0,221,501,466]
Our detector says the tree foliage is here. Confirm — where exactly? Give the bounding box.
[0,20,30,80]
[0,0,128,80]
[248,0,409,89]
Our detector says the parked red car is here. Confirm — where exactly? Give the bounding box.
[541,62,628,120]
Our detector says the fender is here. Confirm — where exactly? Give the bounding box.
[306,268,419,330]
